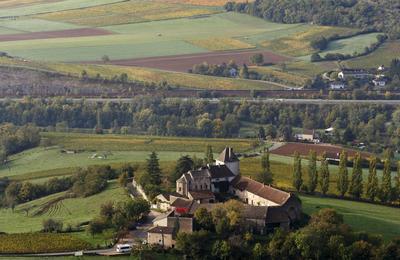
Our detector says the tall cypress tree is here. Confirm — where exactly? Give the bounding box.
[308,150,317,194]
[366,157,379,201]
[205,145,214,164]
[146,151,162,185]
[380,158,392,202]
[293,151,303,192]
[349,153,363,199]
[395,161,400,201]
[319,152,330,196]
[337,151,349,197]
[258,150,273,184]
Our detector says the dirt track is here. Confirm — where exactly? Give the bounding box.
[0,28,113,42]
[101,49,291,72]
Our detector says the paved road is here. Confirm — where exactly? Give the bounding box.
[1,97,400,105]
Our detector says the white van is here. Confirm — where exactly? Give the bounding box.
[116,244,132,253]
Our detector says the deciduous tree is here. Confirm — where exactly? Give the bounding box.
[308,150,318,194]
[366,157,379,201]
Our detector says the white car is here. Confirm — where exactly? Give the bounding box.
[116,244,132,253]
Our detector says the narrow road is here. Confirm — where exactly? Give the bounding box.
[1,98,400,105]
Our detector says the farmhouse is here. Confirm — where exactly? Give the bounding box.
[295,129,319,142]
[148,147,301,248]
[338,69,373,80]
[329,82,346,90]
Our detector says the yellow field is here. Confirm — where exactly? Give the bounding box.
[188,37,255,51]
[160,0,253,6]
[35,1,219,26]
[262,26,359,57]
[0,0,52,8]
[250,66,309,86]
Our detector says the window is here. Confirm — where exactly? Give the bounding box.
[178,187,182,192]
[200,184,203,189]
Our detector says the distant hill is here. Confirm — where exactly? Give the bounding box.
[225,0,400,39]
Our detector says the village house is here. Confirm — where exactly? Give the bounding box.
[295,129,319,143]
[329,81,346,90]
[147,147,302,248]
[338,69,373,80]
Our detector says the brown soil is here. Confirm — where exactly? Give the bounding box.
[271,142,371,159]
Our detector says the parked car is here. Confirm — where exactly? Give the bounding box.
[116,244,132,253]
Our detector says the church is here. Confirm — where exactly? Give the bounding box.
[149,147,302,248]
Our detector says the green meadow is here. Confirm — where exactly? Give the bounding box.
[0,181,128,234]
[0,0,125,17]
[301,195,400,240]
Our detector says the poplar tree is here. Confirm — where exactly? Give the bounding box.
[349,153,363,199]
[395,161,400,201]
[337,151,349,197]
[258,150,273,184]
[205,145,214,164]
[319,152,330,196]
[380,158,392,202]
[293,152,303,192]
[146,151,162,185]
[308,150,317,194]
[366,157,379,201]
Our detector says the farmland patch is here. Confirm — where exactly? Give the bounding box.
[36,1,220,27]
[0,18,82,32]
[0,0,125,17]
[188,37,255,51]
[0,28,113,42]
[102,49,291,72]
[271,142,371,159]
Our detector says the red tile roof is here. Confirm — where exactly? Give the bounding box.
[232,177,291,205]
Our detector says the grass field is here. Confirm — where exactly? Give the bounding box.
[0,18,82,32]
[319,33,382,57]
[301,195,400,240]
[188,37,255,51]
[249,66,310,86]
[0,0,125,17]
[36,1,220,27]
[344,40,400,68]
[260,26,359,57]
[0,181,128,233]
[0,132,254,180]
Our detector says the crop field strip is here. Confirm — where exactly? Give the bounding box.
[0,0,126,17]
[35,0,221,27]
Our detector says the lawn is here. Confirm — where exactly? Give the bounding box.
[301,195,400,240]
[0,181,129,233]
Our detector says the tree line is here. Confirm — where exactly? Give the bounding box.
[0,123,40,163]
[292,150,400,205]
[225,0,400,39]
[0,99,399,152]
